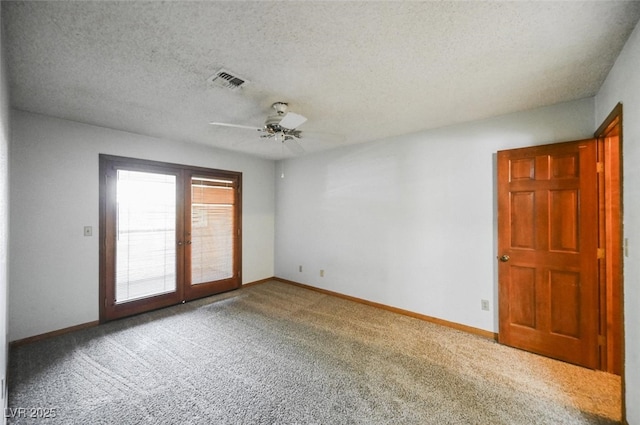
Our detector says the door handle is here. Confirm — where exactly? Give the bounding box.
[499,254,510,262]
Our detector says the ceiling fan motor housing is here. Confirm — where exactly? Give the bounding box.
[263,102,289,133]
[264,115,285,133]
[272,102,288,115]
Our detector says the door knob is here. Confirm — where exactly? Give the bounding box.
[499,254,510,262]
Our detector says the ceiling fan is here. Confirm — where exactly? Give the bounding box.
[210,102,309,153]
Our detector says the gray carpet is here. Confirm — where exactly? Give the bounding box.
[8,280,620,424]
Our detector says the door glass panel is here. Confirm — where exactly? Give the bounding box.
[191,177,234,285]
[115,170,177,303]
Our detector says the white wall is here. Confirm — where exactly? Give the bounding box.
[595,20,640,425]
[0,6,10,420]
[275,98,594,333]
[9,110,275,341]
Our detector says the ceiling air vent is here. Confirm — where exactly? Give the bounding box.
[207,68,249,90]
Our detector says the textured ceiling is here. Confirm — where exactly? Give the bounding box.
[3,1,640,160]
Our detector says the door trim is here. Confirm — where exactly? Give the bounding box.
[594,103,624,419]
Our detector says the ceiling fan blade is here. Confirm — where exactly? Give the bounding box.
[209,122,263,131]
[279,112,307,130]
[283,137,305,155]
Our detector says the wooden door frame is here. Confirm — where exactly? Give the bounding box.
[594,103,624,419]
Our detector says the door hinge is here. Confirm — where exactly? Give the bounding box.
[596,162,604,173]
[597,248,605,259]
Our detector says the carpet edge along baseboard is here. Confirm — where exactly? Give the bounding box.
[272,277,498,341]
[10,321,100,348]
[10,276,498,347]
[9,277,273,347]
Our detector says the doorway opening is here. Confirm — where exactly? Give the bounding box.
[99,155,242,322]
[496,102,624,419]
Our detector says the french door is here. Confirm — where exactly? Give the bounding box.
[99,155,241,321]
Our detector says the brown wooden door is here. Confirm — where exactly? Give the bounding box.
[102,160,185,321]
[183,171,241,301]
[497,140,599,369]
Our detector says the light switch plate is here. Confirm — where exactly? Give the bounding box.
[84,226,92,237]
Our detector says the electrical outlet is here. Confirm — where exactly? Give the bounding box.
[84,226,92,237]
[481,299,490,311]
[299,265,303,272]
[320,269,324,277]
